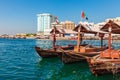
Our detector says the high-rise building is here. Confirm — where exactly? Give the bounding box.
[37,13,57,35]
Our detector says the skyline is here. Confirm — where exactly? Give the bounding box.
[0,0,120,35]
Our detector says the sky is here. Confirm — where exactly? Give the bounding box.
[0,0,120,35]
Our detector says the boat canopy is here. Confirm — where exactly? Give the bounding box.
[50,26,61,34]
[50,23,107,35]
[50,27,77,34]
[73,23,106,35]
[100,20,120,34]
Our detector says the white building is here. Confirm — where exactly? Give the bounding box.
[37,13,57,35]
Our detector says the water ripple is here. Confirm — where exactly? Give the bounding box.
[0,39,119,80]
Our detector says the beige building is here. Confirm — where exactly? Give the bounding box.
[51,20,75,30]
[62,21,75,30]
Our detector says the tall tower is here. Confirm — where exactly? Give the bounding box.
[37,13,56,35]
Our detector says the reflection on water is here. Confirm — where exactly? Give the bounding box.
[35,58,114,80]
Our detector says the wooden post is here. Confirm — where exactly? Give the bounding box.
[100,36,103,48]
[99,33,104,48]
[108,26,112,50]
[77,33,81,52]
[80,34,83,44]
[108,32,111,50]
[77,27,81,52]
[52,27,56,51]
[52,34,56,51]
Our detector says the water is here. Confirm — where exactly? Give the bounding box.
[0,38,120,80]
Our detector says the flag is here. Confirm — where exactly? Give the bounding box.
[81,11,88,20]
[81,11,85,18]
[86,17,88,20]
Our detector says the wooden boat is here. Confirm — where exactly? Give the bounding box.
[35,44,88,58]
[35,46,60,58]
[87,49,120,76]
[57,23,108,64]
[57,45,108,64]
[35,26,76,58]
[87,20,120,75]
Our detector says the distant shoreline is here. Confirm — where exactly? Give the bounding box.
[0,36,120,41]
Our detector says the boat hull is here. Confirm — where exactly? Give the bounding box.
[57,47,108,64]
[87,55,120,75]
[57,51,100,64]
[35,46,61,58]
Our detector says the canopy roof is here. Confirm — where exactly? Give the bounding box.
[50,26,77,34]
[50,26,61,34]
[50,23,107,35]
[100,20,120,34]
[73,23,106,34]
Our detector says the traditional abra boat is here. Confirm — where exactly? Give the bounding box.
[57,23,108,64]
[35,46,58,58]
[35,26,76,58]
[87,20,120,75]
[35,46,73,58]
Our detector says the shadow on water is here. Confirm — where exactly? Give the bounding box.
[113,73,120,80]
[50,61,91,80]
[34,40,120,80]
[34,58,115,80]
